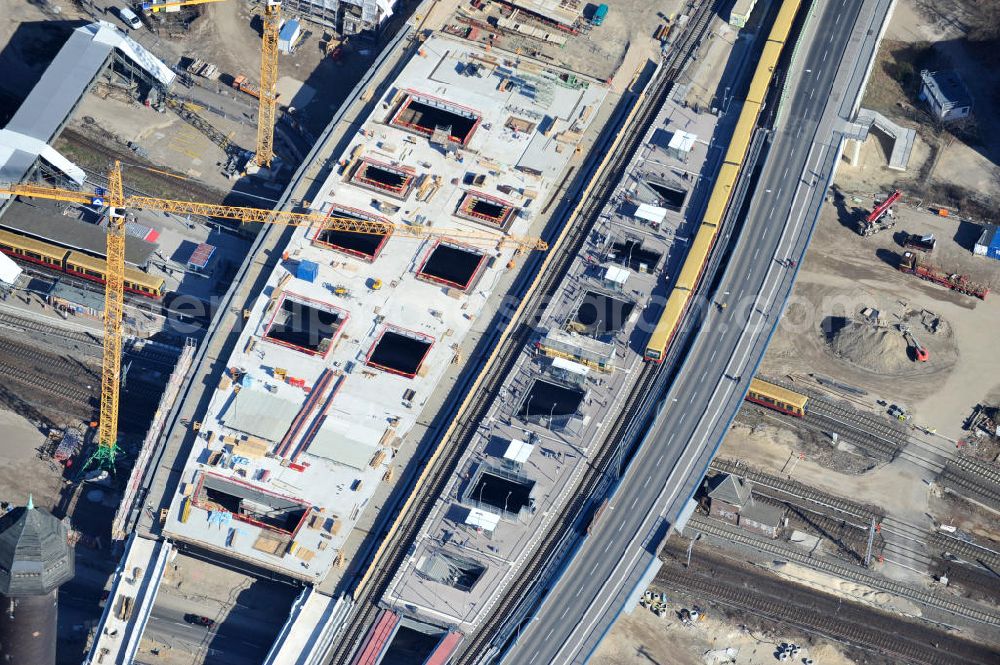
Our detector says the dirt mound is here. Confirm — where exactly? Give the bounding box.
[829,322,911,373]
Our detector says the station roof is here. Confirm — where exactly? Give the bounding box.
[0,200,156,267]
[0,21,174,189]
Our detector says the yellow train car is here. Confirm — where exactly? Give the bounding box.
[0,228,69,268]
[642,0,803,364]
[644,289,690,362]
[769,0,802,45]
[746,41,785,105]
[65,251,165,298]
[701,163,741,228]
[745,377,808,416]
[722,100,761,167]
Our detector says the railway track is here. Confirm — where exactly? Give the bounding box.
[709,458,882,521]
[803,398,905,462]
[939,462,1000,512]
[0,310,101,348]
[328,6,719,663]
[455,5,721,663]
[657,549,1000,665]
[688,514,1000,626]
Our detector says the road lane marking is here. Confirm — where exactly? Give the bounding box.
[823,49,829,62]
[643,475,651,488]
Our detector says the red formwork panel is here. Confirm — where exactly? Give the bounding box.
[389,89,483,147]
[364,324,436,379]
[310,203,392,262]
[415,239,488,291]
[262,291,349,359]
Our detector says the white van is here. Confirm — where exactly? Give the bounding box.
[117,6,142,30]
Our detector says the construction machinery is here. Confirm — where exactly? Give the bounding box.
[141,0,227,12]
[0,165,546,470]
[900,324,929,362]
[256,0,282,167]
[902,231,936,253]
[232,74,261,100]
[858,189,901,236]
[898,251,988,300]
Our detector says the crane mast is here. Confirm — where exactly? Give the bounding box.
[91,162,127,472]
[256,0,281,167]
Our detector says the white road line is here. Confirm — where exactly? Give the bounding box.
[753,248,760,260]
[710,349,717,362]
[591,563,599,575]
[782,167,789,179]
[823,49,829,62]
[809,88,815,100]
[643,475,651,488]
[529,653,538,664]
[835,13,841,24]
[816,68,823,79]
[630,496,639,509]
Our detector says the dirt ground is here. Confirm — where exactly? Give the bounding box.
[844,0,1000,214]
[0,410,65,512]
[761,191,1000,442]
[592,596,860,665]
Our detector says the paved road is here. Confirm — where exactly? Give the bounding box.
[501,0,890,662]
[143,603,274,664]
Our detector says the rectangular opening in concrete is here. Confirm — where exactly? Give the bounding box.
[416,550,486,592]
[518,378,585,421]
[570,290,635,336]
[382,624,445,665]
[366,326,434,378]
[312,205,390,261]
[195,474,310,536]
[610,240,661,272]
[350,157,416,199]
[416,241,487,291]
[468,470,534,515]
[646,180,687,212]
[264,294,346,358]
[391,91,481,145]
[455,191,518,230]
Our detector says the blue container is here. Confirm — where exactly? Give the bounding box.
[297,260,319,282]
[592,4,609,25]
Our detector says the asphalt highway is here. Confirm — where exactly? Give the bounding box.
[500,0,888,662]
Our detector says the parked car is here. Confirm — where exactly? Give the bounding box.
[183,613,216,629]
[115,6,142,30]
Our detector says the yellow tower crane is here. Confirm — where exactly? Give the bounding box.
[141,0,228,13]
[256,0,282,167]
[0,165,547,469]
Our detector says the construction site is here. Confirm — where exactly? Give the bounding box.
[588,0,1000,663]
[1,0,999,663]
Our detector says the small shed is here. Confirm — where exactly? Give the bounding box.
[278,19,302,54]
[602,265,630,291]
[666,130,697,160]
[187,242,216,273]
[634,203,668,225]
[974,225,1000,261]
[919,70,972,122]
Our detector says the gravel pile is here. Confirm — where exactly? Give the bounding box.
[829,322,910,373]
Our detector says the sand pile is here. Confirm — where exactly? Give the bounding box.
[829,322,911,373]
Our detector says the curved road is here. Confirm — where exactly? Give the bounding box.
[501,0,891,662]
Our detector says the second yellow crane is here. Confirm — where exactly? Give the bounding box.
[256,0,282,167]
